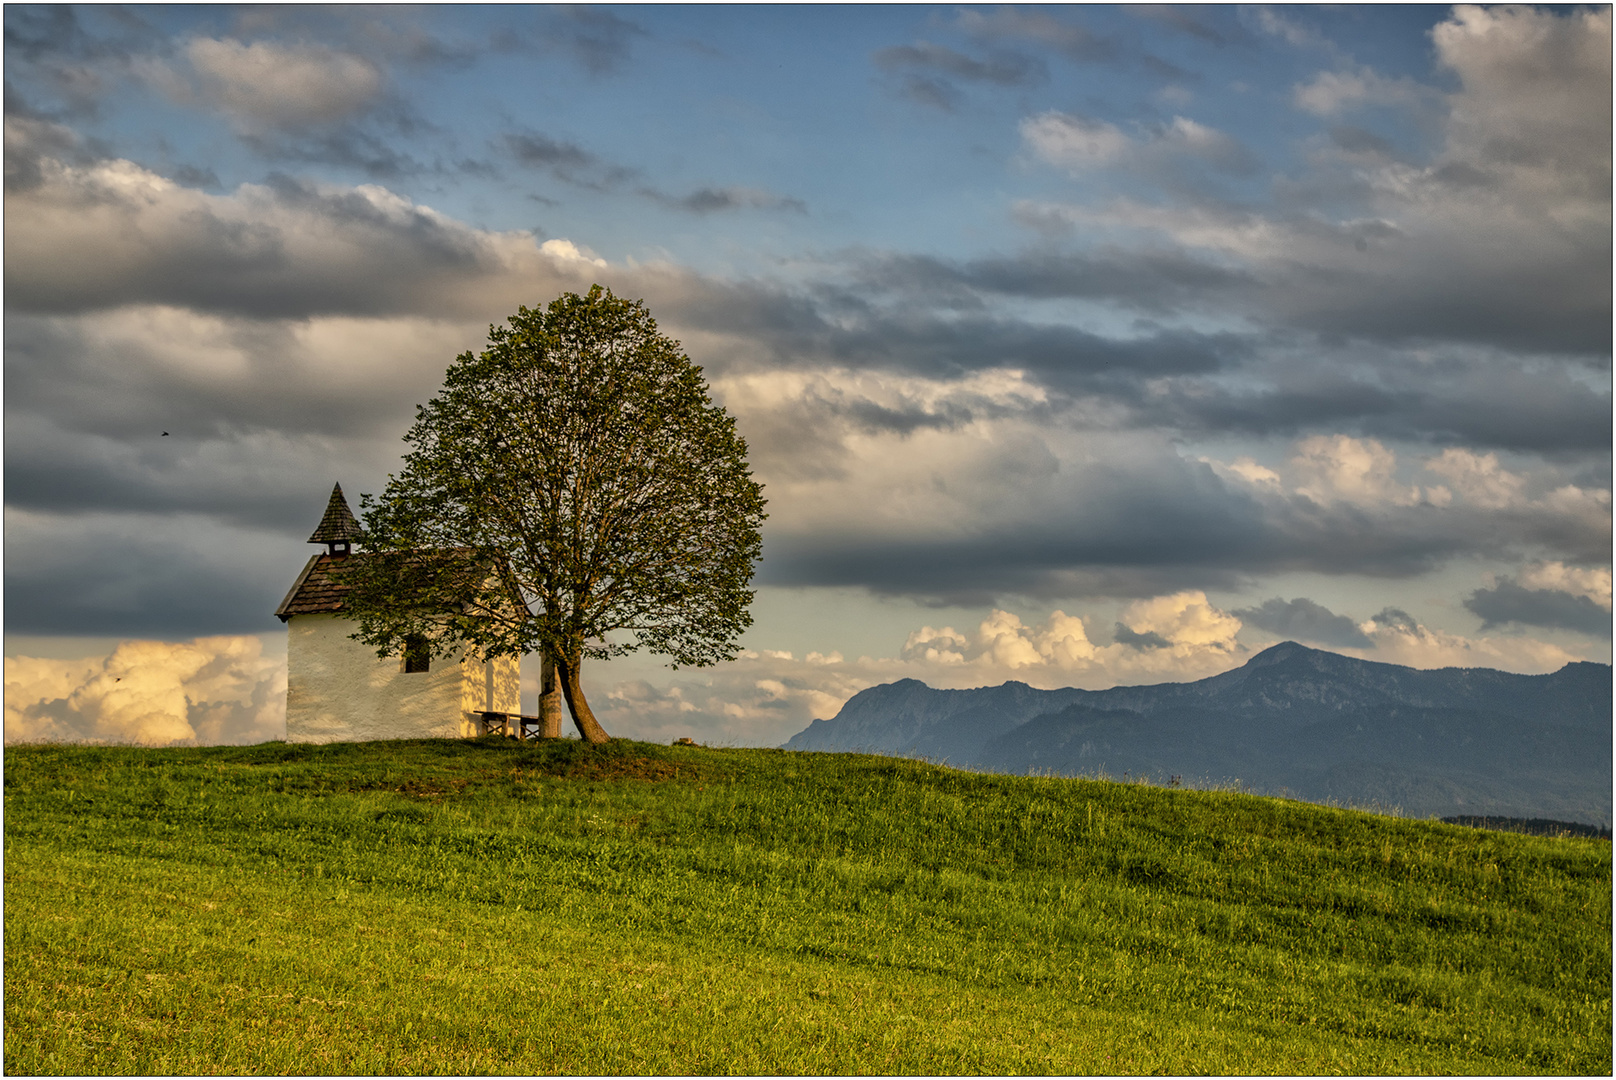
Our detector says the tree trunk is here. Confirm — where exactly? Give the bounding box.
[539,652,564,739]
[556,652,611,743]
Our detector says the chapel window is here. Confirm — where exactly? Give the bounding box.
[403,636,431,674]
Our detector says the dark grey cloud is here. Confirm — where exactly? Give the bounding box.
[730,304,1238,393]
[505,131,600,174]
[503,130,640,191]
[170,163,223,190]
[1268,244,1612,358]
[1232,597,1373,648]
[1123,6,1247,47]
[760,454,1265,601]
[874,42,1044,87]
[1252,505,1487,580]
[956,8,1117,64]
[1465,581,1613,638]
[641,185,808,216]
[240,126,427,182]
[4,77,41,115]
[4,5,98,61]
[1384,363,1612,454]
[849,246,1257,316]
[3,510,316,637]
[1149,363,1611,454]
[1113,623,1172,649]
[1,426,389,544]
[760,532,1246,608]
[1138,53,1199,84]
[1367,607,1419,634]
[759,457,1428,605]
[968,247,1251,302]
[503,130,807,214]
[873,36,1046,111]
[888,74,961,112]
[540,5,648,76]
[2,5,161,116]
[836,398,973,437]
[1299,176,1611,356]
[314,10,486,71]
[1151,378,1402,439]
[957,8,1210,86]
[854,231,1609,375]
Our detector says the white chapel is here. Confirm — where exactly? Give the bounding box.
[275,483,521,742]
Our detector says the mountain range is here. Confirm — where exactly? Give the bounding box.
[783,642,1613,825]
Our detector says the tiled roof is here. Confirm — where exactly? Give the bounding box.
[275,553,369,620]
[308,483,363,545]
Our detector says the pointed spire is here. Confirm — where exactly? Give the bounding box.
[308,483,363,555]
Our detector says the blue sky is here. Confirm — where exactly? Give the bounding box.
[4,4,1611,747]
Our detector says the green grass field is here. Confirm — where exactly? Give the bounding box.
[5,737,1610,1074]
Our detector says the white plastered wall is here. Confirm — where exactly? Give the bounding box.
[285,613,520,743]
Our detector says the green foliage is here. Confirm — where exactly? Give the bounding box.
[346,286,766,737]
[6,740,1610,1074]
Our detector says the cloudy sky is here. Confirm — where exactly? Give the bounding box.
[5,4,1611,748]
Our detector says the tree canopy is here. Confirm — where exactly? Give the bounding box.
[347,285,767,742]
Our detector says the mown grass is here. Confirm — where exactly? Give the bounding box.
[5,737,1610,1074]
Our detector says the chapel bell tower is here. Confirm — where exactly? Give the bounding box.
[309,482,363,556]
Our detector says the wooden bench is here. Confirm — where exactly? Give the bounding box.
[478,711,550,740]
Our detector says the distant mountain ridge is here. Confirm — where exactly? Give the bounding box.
[783,642,1613,825]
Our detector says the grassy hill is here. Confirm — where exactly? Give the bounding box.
[5,737,1610,1074]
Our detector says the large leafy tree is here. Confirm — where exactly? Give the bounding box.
[347,286,767,743]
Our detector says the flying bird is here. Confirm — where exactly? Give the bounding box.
[161,431,170,436]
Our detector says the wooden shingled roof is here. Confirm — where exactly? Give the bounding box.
[275,547,519,623]
[308,483,363,546]
[275,553,369,621]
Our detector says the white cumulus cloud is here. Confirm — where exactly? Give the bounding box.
[1118,591,1241,652]
[1423,447,1526,510]
[1357,610,1581,673]
[178,37,384,131]
[1291,435,1424,507]
[1518,562,1613,612]
[5,636,286,746]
